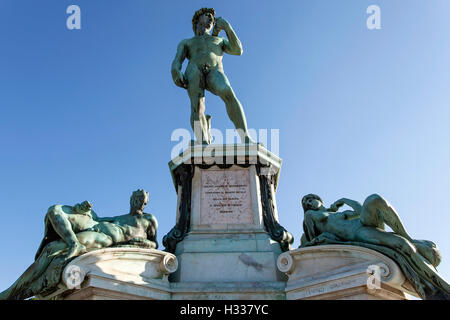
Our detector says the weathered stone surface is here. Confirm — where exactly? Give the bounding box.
[192,165,263,231]
[53,244,418,300]
[40,248,177,300]
[169,159,288,284]
[200,168,253,225]
[277,245,418,300]
[171,231,285,283]
[170,281,286,300]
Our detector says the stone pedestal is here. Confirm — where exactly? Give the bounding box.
[42,245,418,300]
[42,248,178,300]
[38,145,419,300]
[163,144,293,299]
[277,245,418,300]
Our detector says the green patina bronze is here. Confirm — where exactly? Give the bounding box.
[171,8,253,144]
[300,193,450,300]
[0,189,158,300]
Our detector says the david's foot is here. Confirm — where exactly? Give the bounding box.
[66,243,87,259]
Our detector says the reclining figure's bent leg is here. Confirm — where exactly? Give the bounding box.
[46,208,87,259]
[360,194,413,242]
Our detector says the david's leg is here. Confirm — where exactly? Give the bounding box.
[186,67,210,144]
[207,70,253,143]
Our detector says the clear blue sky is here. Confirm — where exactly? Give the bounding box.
[0,0,449,292]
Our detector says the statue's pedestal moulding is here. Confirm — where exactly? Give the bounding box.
[162,144,293,298]
[277,245,418,300]
[45,248,177,300]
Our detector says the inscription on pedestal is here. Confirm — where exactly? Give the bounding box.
[200,169,253,225]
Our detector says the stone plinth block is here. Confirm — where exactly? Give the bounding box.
[44,248,178,300]
[164,144,293,285]
[170,281,286,300]
[277,245,418,300]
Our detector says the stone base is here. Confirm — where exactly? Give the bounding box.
[41,248,178,300]
[42,245,418,300]
[170,281,286,300]
[62,275,169,300]
[165,144,292,286]
[277,245,418,300]
[171,230,286,283]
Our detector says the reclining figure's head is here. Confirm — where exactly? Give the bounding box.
[301,194,323,213]
[130,189,149,213]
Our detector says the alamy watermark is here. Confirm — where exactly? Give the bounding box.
[170,126,280,167]
[366,264,382,290]
[367,5,381,30]
[66,5,81,30]
[65,5,382,31]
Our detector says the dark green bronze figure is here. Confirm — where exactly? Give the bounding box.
[300,193,450,300]
[171,8,253,144]
[0,189,157,300]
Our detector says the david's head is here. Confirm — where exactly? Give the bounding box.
[130,189,149,214]
[301,194,323,213]
[192,8,215,34]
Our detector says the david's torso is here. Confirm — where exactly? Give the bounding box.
[186,35,224,71]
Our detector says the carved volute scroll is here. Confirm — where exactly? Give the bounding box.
[163,165,194,253]
[257,165,294,251]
